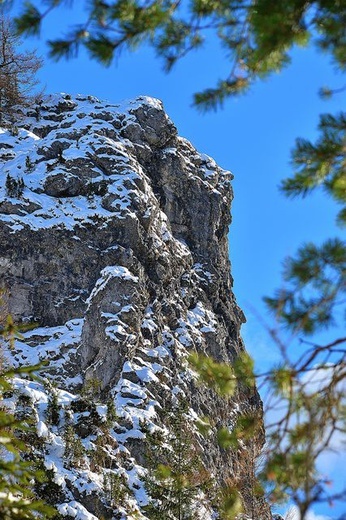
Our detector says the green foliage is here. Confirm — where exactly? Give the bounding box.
[189,351,254,396]
[188,352,236,395]
[11,1,345,109]
[270,366,294,397]
[195,415,211,437]
[260,341,346,516]
[90,434,111,468]
[85,35,116,66]
[48,38,79,61]
[103,472,129,507]
[45,385,61,427]
[143,399,212,519]
[63,423,85,467]
[80,377,101,401]
[9,124,19,136]
[217,485,243,520]
[14,2,41,36]
[264,238,346,334]
[33,462,65,507]
[106,397,119,426]
[282,112,346,225]
[4,1,346,517]
[217,426,238,450]
[5,175,24,199]
[261,448,318,505]
[0,366,56,518]
[25,155,34,172]
[194,78,250,112]
[190,345,346,518]
[232,351,255,388]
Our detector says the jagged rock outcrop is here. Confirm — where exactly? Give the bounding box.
[0,94,270,519]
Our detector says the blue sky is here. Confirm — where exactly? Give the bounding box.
[14,3,345,518]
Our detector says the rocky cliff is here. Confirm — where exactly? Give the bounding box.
[0,94,270,519]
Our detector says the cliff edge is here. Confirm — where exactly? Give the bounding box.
[0,94,270,519]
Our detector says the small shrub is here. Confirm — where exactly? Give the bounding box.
[33,461,65,505]
[103,472,129,507]
[46,388,61,426]
[139,418,151,436]
[63,423,85,468]
[10,124,19,136]
[34,106,41,121]
[70,398,91,413]
[25,155,34,172]
[106,398,119,426]
[80,377,101,402]
[5,174,24,198]
[16,392,33,407]
[75,405,101,438]
[90,435,108,469]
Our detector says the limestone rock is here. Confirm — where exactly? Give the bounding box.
[0,94,270,519]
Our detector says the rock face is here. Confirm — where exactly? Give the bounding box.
[0,95,270,519]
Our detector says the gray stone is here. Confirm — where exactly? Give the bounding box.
[0,94,271,519]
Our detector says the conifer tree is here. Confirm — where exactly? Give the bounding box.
[0,366,56,519]
[5,0,346,515]
[144,399,212,519]
[0,293,56,519]
[10,1,345,108]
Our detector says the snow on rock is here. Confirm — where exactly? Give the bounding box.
[0,94,270,519]
[37,420,50,439]
[58,501,99,519]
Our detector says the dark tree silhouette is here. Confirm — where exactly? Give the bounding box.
[0,14,42,123]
